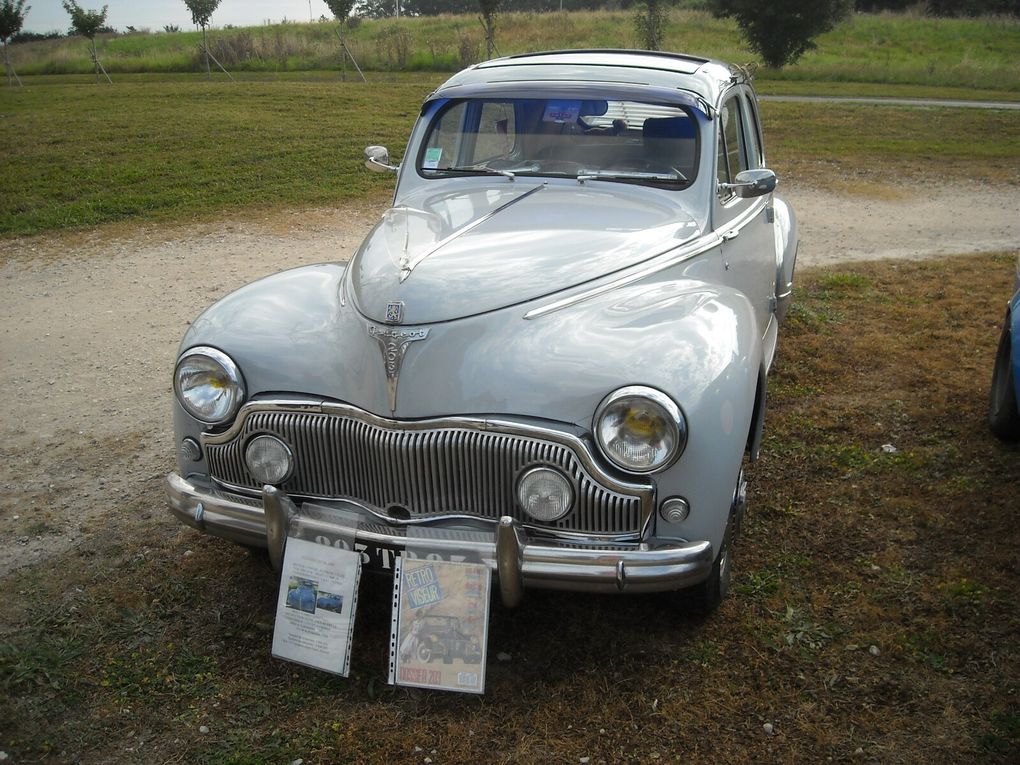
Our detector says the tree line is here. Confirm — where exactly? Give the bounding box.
[354,0,1016,19]
[5,0,1017,42]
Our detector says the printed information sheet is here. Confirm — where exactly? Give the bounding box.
[389,557,491,694]
[272,536,362,676]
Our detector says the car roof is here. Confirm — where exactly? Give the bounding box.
[434,49,743,107]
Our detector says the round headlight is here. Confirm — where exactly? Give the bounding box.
[516,467,573,522]
[594,386,686,473]
[245,435,294,485]
[174,346,246,425]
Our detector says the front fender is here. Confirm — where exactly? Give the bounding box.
[773,195,798,325]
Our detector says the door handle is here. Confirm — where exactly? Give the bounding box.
[722,229,740,241]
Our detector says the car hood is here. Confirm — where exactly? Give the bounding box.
[348,181,702,324]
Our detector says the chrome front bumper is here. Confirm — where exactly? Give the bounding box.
[165,473,714,607]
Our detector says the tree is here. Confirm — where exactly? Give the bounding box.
[62,1,111,83]
[183,0,221,79]
[324,0,365,81]
[634,0,672,51]
[0,0,29,86]
[709,0,852,69]
[478,0,499,59]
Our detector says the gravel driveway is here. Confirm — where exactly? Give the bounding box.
[1,184,1017,576]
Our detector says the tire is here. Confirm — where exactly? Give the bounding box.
[678,471,744,616]
[416,642,432,663]
[679,516,733,616]
[989,317,1020,441]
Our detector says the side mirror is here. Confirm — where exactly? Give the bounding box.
[720,168,777,199]
[364,145,399,174]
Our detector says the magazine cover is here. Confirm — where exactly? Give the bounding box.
[271,536,362,677]
[389,557,492,694]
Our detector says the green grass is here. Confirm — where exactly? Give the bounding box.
[0,79,441,236]
[761,100,1020,185]
[6,10,1020,90]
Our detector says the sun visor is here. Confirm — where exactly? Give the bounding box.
[421,82,712,120]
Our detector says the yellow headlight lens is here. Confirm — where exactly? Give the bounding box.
[174,347,246,425]
[595,387,686,473]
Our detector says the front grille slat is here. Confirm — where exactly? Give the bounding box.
[206,409,646,535]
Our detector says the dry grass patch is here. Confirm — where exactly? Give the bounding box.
[1,253,1019,764]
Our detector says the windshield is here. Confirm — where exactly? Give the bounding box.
[418,98,700,188]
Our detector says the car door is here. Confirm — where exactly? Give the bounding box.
[713,87,777,336]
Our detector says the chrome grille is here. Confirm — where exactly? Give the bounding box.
[204,408,649,535]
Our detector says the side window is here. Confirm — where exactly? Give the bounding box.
[742,94,764,168]
[423,102,467,168]
[716,95,748,189]
[472,102,516,163]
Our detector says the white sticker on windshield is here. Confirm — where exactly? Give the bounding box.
[423,147,443,169]
[542,100,580,124]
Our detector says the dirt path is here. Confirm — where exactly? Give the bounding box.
[1,185,1017,576]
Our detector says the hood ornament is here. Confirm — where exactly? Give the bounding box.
[368,324,429,412]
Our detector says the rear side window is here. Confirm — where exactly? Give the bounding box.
[716,96,749,186]
[742,94,763,168]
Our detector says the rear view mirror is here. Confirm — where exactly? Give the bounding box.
[720,168,777,199]
[364,145,399,174]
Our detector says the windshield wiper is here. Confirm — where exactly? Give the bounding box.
[576,168,689,184]
[434,165,516,180]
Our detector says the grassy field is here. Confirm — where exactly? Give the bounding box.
[2,76,1018,238]
[0,78,438,236]
[6,10,1020,91]
[1,252,1017,764]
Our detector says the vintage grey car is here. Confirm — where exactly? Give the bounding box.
[166,50,797,614]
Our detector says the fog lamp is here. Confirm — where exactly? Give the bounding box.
[244,435,293,485]
[516,467,573,522]
[660,496,690,524]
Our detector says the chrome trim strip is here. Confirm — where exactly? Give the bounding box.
[523,232,720,320]
[399,184,546,282]
[212,483,644,544]
[717,196,768,235]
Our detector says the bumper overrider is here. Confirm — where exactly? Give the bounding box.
[165,473,714,607]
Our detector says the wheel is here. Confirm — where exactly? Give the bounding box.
[989,317,1020,441]
[679,516,733,616]
[678,471,744,616]
[416,642,433,663]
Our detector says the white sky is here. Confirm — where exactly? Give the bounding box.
[22,1,340,34]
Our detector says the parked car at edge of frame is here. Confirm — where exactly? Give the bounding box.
[165,50,799,615]
[989,255,1020,441]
